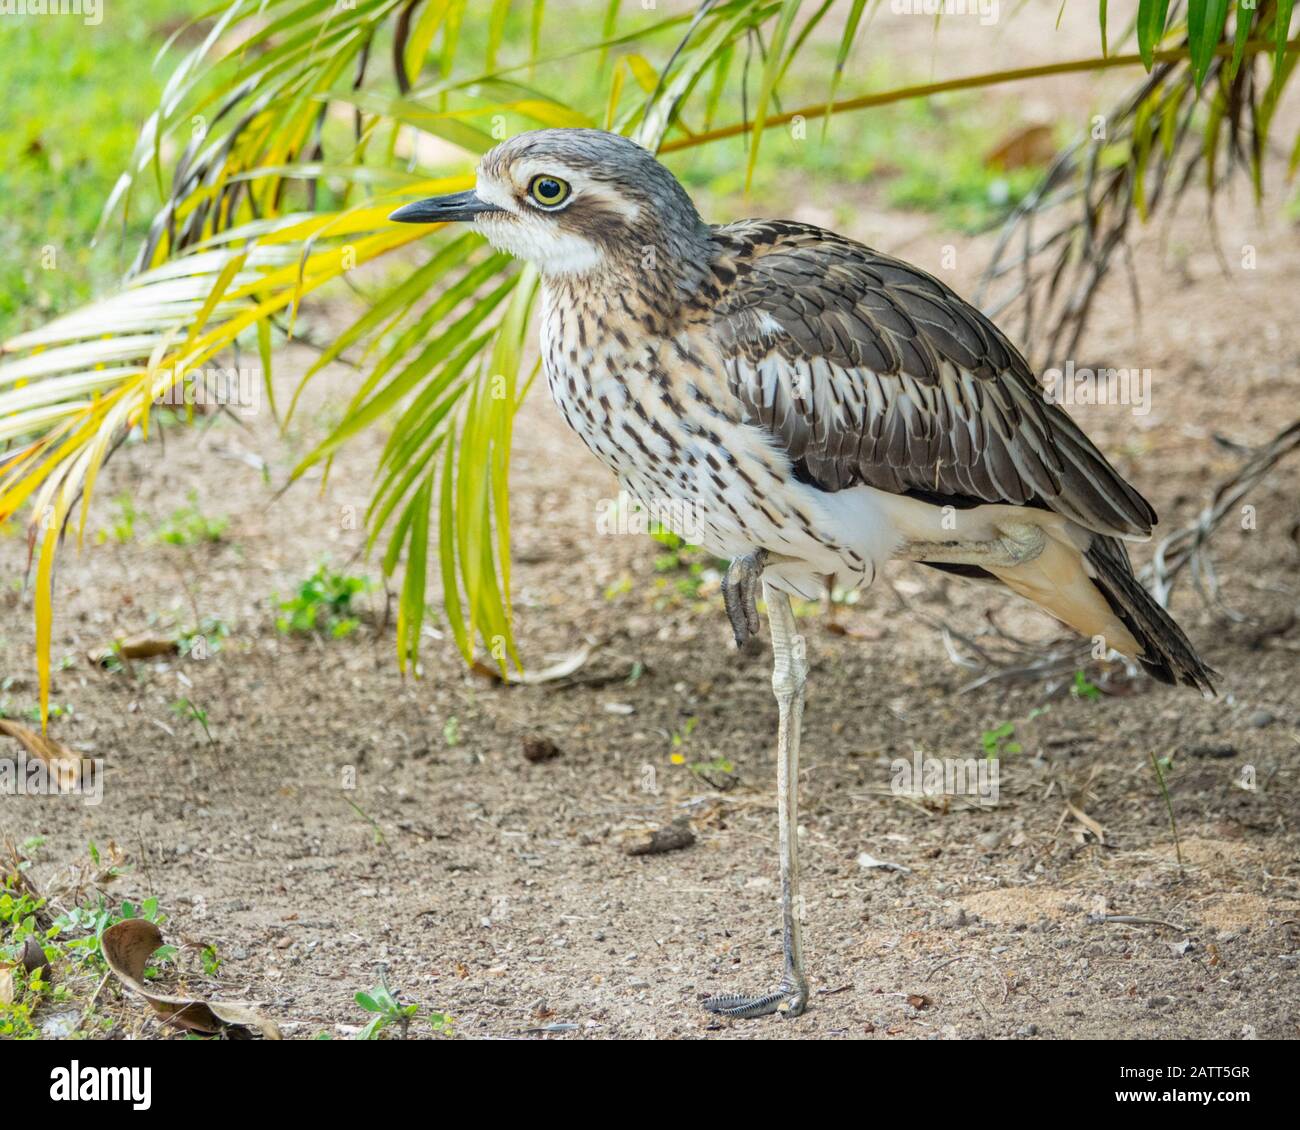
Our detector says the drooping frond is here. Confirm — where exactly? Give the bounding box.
[2,0,1294,726]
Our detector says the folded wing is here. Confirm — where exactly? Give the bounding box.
[709,220,1156,539]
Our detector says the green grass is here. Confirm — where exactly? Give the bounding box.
[0,0,212,331]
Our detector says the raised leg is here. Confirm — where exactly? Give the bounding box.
[900,521,1046,569]
[704,580,808,1019]
[721,548,768,647]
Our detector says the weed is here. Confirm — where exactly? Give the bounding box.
[669,716,699,765]
[1071,670,1102,701]
[981,720,1021,758]
[442,716,461,747]
[179,616,231,659]
[94,493,139,545]
[156,491,228,546]
[1150,752,1184,872]
[354,982,418,1040]
[353,980,451,1040]
[171,698,214,744]
[276,566,372,638]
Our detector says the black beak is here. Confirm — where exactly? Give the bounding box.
[388,190,501,224]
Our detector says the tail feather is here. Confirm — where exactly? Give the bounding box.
[1083,536,1217,695]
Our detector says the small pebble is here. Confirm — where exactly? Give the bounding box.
[1185,742,1236,759]
[522,735,562,763]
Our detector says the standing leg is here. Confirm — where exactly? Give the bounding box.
[704,580,809,1018]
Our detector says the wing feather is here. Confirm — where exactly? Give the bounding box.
[710,221,1156,538]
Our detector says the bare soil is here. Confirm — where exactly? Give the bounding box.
[2,6,1297,1040]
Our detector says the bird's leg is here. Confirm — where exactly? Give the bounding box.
[704,580,808,1020]
[721,548,769,647]
[900,521,1046,569]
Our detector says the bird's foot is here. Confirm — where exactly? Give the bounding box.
[721,548,769,648]
[703,976,807,1020]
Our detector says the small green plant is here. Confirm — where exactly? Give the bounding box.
[981,720,1021,758]
[345,798,385,848]
[649,526,727,601]
[980,706,1050,759]
[178,616,231,658]
[1150,752,1184,872]
[1071,670,1102,701]
[0,700,73,722]
[690,755,738,790]
[156,491,228,546]
[276,566,372,638]
[442,716,461,747]
[171,698,214,744]
[669,716,699,764]
[354,982,419,1040]
[201,944,222,977]
[602,574,632,601]
[95,493,139,545]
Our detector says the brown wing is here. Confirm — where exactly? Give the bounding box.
[709,220,1156,539]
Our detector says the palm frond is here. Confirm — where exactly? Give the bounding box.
[2,0,1295,728]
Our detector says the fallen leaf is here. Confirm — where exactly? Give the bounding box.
[907,994,931,1010]
[19,937,50,979]
[1064,801,1106,845]
[101,919,281,1039]
[984,123,1055,170]
[621,819,696,857]
[0,719,81,789]
[88,634,179,667]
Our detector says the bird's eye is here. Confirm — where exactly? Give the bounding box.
[528,175,571,208]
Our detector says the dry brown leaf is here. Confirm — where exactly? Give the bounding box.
[101,919,281,1039]
[1065,801,1106,845]
[621,819,696,857]
[984,123,1055,170]
[19,936,51,979]
[0,719,81,789]
[88,634,179,667]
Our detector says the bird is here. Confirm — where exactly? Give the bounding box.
[391,127,1216,1020]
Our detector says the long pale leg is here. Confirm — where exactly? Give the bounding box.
[705,580,808,1019]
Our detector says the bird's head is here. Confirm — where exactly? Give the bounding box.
[390,128,708,284]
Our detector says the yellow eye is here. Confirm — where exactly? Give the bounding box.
[528,175,571,208]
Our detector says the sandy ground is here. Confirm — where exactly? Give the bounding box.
[1,5,1298,1040]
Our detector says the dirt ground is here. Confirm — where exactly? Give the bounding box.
[2,7,1298,1040]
